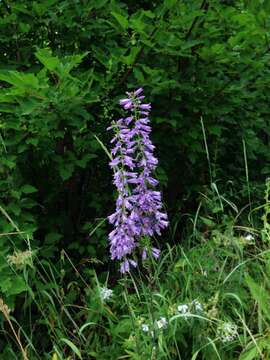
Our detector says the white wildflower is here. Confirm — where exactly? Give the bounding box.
[141,324,149,332]
[100,287,113,301]
[177,304,190,319]
[177,300,203,320]
[155,317,167,329]
[244,233,254,241]
[218,322,238,343]
[191,300,203,312]
[177,304,189,313]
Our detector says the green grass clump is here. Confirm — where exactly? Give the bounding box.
[0,180,269,360]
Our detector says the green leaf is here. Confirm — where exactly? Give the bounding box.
[92,0,108,9]
[239,346,259,360]
[121,47,140,66]
[59,52,89,76]
[0,278,12,293]
[35,48,61,72]
[111,12,129,29]
[2,277,28,296]
[245,274,270,320]
[59,164,74,181]
[130,17,146,33]
[0,71,39,89]
[20,185,38,194]
[8,203,21,216]
[19,98,41,115]
[18,22,31,33]
[76,154,97,168]
[164,0,178,9]
[79,322,96,335]
[133,67,144,82]
[26,138,39,146]
[200,216,215,227]
[45,232,63,244]
[60,339,82,360]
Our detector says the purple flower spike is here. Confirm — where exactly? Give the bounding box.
[108,88,168,272]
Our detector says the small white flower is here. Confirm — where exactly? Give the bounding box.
[177,304,189,314]
[141,324,149,332]
[100,287,113,301]
[192,300,203,312]
[222,335,234,342]
[244,233,254,241]
[217,322,238,343]
[155,317,167,329]
[177,304,190,319]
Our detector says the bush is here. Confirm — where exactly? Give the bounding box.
[0,0,269,358]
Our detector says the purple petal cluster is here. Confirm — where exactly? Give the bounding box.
[108,88,168,272]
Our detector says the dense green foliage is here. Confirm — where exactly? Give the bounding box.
[0,0,269,359]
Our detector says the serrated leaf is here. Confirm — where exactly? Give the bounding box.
[35,48,61,72]
[0,71,39,89]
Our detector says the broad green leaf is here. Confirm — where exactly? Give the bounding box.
[239,346,259,360]
[111,12,128,29]
[164,0,178,9]
[35,48,61,72]
[76,154,97,168]
[121,47,140,66]
[6,277,28,296]
[44,232,63,244]
[59,164,74,181]
[20,185,38,194]
[245,274,270,320]
[0,71,39,89]
[92,0,108,9]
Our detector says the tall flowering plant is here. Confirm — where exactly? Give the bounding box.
[108,88,168,273]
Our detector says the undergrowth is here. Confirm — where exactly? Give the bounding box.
[0,179,269,360]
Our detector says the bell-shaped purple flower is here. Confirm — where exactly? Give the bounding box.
[108,88,168,272]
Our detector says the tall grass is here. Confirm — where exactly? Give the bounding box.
[1,132,269,359]
[1,179,269,359]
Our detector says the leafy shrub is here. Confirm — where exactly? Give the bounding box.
[0,1,269,358]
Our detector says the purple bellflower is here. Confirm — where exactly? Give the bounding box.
[108,88,168,272]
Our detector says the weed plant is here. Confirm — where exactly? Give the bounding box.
[0,179,269,359]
